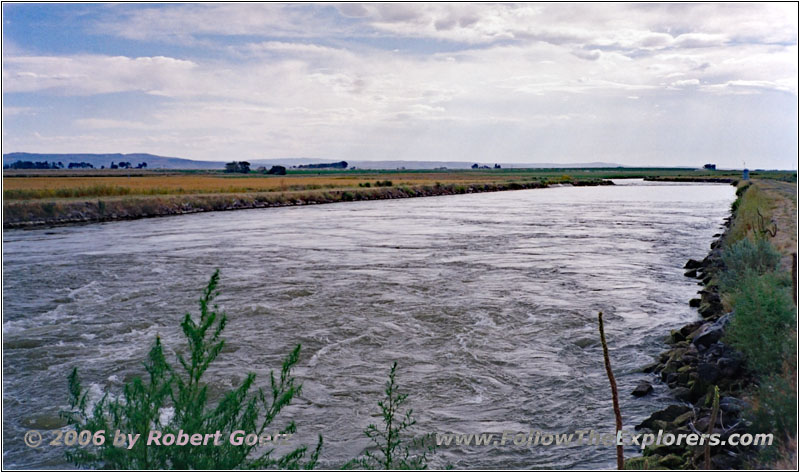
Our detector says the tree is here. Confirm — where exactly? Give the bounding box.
[224,162,250,173]
[267,166,287,175]
[61,270,322,469]
[471,163,479,169]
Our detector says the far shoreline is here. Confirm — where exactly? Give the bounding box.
[5,179,613,230]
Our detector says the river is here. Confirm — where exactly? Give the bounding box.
[2,179,735,469]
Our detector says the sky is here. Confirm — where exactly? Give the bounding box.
[2,3,798,168]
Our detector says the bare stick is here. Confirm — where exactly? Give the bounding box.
[792,253,796,306]
[705,385,720,469]
[599,312,624,470]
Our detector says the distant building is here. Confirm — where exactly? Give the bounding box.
[703,163,716,170]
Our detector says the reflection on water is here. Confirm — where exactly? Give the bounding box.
[3,180,734,469]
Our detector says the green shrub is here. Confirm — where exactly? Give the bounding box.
[719,238,782,293]
[725,271,794,376]
[60,271,322,469]
[749,371,797,444]
[344,362,433,470]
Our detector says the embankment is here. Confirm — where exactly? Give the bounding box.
[626,180,797,469]
[644,177,738,184]
[4,179,612,229]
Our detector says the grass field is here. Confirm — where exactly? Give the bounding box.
[2,167,795,228]
[4,168,795,201]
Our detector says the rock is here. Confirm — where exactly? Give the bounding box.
[720,397,749,415]
[680,345,699,364]
[697,362,720,383]
[685,259,703,269]
[671,410,695,427]
[670,329,686,343]
[659,453,686,469]
[624,457,654,470]
[699,301,722,318]
[717,356,743,378]
[636,404,692,430]
[689,298,701,307]
[711,452,739,469]
[693,324,723,349]
[632,381,654,397]
[645,443,686,457]
[687,379,709,403]
[672,387,693,402]
[684,269,698,278]
[573,337,597,348]
[642,361,660,373]
[695,416,710,433]
[680,321,704,337]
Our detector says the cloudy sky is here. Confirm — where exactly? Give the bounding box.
[2,3,797,168]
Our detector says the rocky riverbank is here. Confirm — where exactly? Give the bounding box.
[625,190,758,469]
[4,179,613,229]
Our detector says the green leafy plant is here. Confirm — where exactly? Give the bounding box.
[725,271,794,377]
[344,362,434,470]
[61,270,322,469]
[719,237,781,293]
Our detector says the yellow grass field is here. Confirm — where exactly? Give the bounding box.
[2,171,543,200]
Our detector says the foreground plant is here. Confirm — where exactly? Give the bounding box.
[61,270,322,469]
[345,362,434,470]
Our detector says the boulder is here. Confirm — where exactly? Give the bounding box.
[680,321,704,337]
[642,361,660,373]
[684,259,703,269]
[717,356,744,378]
[719,397,749,415]
[689,298,701,307]
[711,453,739,470]
[693,324,723,349]
[632,381,654,397]
[659,453,687,469]
[684,269,698,278]
[636,404,692,430]
[672,387,693,402]
[697,362,720,383]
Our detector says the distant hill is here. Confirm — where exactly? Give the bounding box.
[2,153,225,170]
[3,152,623,170]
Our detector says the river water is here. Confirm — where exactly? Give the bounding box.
[2,179,735,469]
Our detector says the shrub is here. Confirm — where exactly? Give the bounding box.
[60,271,322,469]
[725,270,794,376]
[344,362,434,470]
[719,238,782,293]
[749,371,797,445]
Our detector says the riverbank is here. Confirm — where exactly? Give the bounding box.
[627,179,797,469]
[3,179,612,229]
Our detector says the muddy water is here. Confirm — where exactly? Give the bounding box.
[2,179,734,469]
